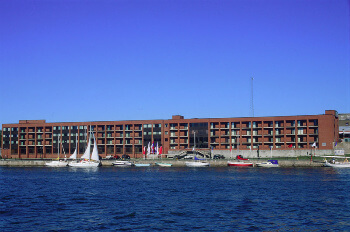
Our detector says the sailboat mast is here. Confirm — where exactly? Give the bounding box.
[58,134,60,159]
[194,131,196,156]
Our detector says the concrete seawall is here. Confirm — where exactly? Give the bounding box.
[0,159,325,167]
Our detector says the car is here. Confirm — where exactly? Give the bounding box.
[184,155,194,159]
[122,154,130,160]
[105,155,120,160]
[213,154,225,159]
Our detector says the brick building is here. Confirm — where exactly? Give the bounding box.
[1,110,339,159]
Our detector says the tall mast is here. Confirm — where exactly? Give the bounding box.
[251,77,254,117]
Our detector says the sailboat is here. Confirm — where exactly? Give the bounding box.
[45,135,68,167]
[68,131,101,167]
[185,132,210,167]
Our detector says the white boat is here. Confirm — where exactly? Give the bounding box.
[134,163,151,167]
[45,135,68,167]
[323,156,350,168]
[185,132,210,167]
[68,131,101,167]
[324,160,350,168]
[155,162,172,167]
[112,160,133,166]
[256,160,279,167]
[45,160,68,167]
[185,161,210,167]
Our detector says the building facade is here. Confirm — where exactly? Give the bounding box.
[1,110,339,159]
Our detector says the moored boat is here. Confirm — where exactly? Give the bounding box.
[322,156,350,168]
[45,135,68,167]
[185,161,210,167]
[134,163,151,167]
[112,160,133,166]
[227,161,253,167]
[324,160,350,168]
[45,160,68,167]
[256,160,279,167]
[68,131,101,168]
[155,162,172,167]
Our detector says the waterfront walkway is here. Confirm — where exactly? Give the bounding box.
[0,158,325,167]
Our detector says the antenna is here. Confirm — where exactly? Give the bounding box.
[251,77,254,117]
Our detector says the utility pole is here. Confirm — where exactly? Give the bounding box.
[251,77,254,117]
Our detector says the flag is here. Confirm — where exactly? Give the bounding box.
[147,142,151,155]
[159,146,163,155]
[288,144,293,148]
[143,146,146,155]
[152,142,154,153]
[230,145,232,152]
[312,142,316,148]
[270,146,273,150]
[335,142,337,147]
[156,142,159,155]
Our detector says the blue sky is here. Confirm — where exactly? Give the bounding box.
[0,0,349,127]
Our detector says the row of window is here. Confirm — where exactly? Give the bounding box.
[2,120,319,134]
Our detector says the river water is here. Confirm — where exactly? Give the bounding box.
[1,166,350,231]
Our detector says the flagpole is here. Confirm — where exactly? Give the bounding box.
[270,146,272,158]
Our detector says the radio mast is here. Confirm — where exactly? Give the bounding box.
[251,77,254,117]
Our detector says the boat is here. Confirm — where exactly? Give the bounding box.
[228,155,253,167]
[134,163,151,167]
[323,156,350,168]
[185,160,210,167]
[68,131,101,167]
[255,160,279,167]
[112,160,133,166]
[185,132,209,167]
[155,162,172,167]
[45,159,68,167]
[227,161,253,167]
[45,135,68,167]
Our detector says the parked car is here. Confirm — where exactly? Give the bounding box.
[122,154,130,160]
[105,155,120,160]
[213,154,225,159]
[184,155,194,159]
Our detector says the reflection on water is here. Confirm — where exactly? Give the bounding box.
[1,167,350,231]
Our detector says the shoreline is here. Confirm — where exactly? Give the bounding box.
[0,159,325,167]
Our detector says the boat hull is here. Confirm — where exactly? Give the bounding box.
[227,161,253,167]
[256,162,279,167]
[155,163,172,167]
[185,161,210,167]
[45,161,68,167]
[134,163,151,167]
[112,161,133,166]
[324,162,350,168]
[68,161,100,167]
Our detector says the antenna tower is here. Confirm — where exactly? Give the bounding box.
[251,77,254,117]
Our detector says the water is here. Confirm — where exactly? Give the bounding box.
[1,166,350,231]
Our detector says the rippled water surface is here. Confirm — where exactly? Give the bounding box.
[1,166,350,231]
